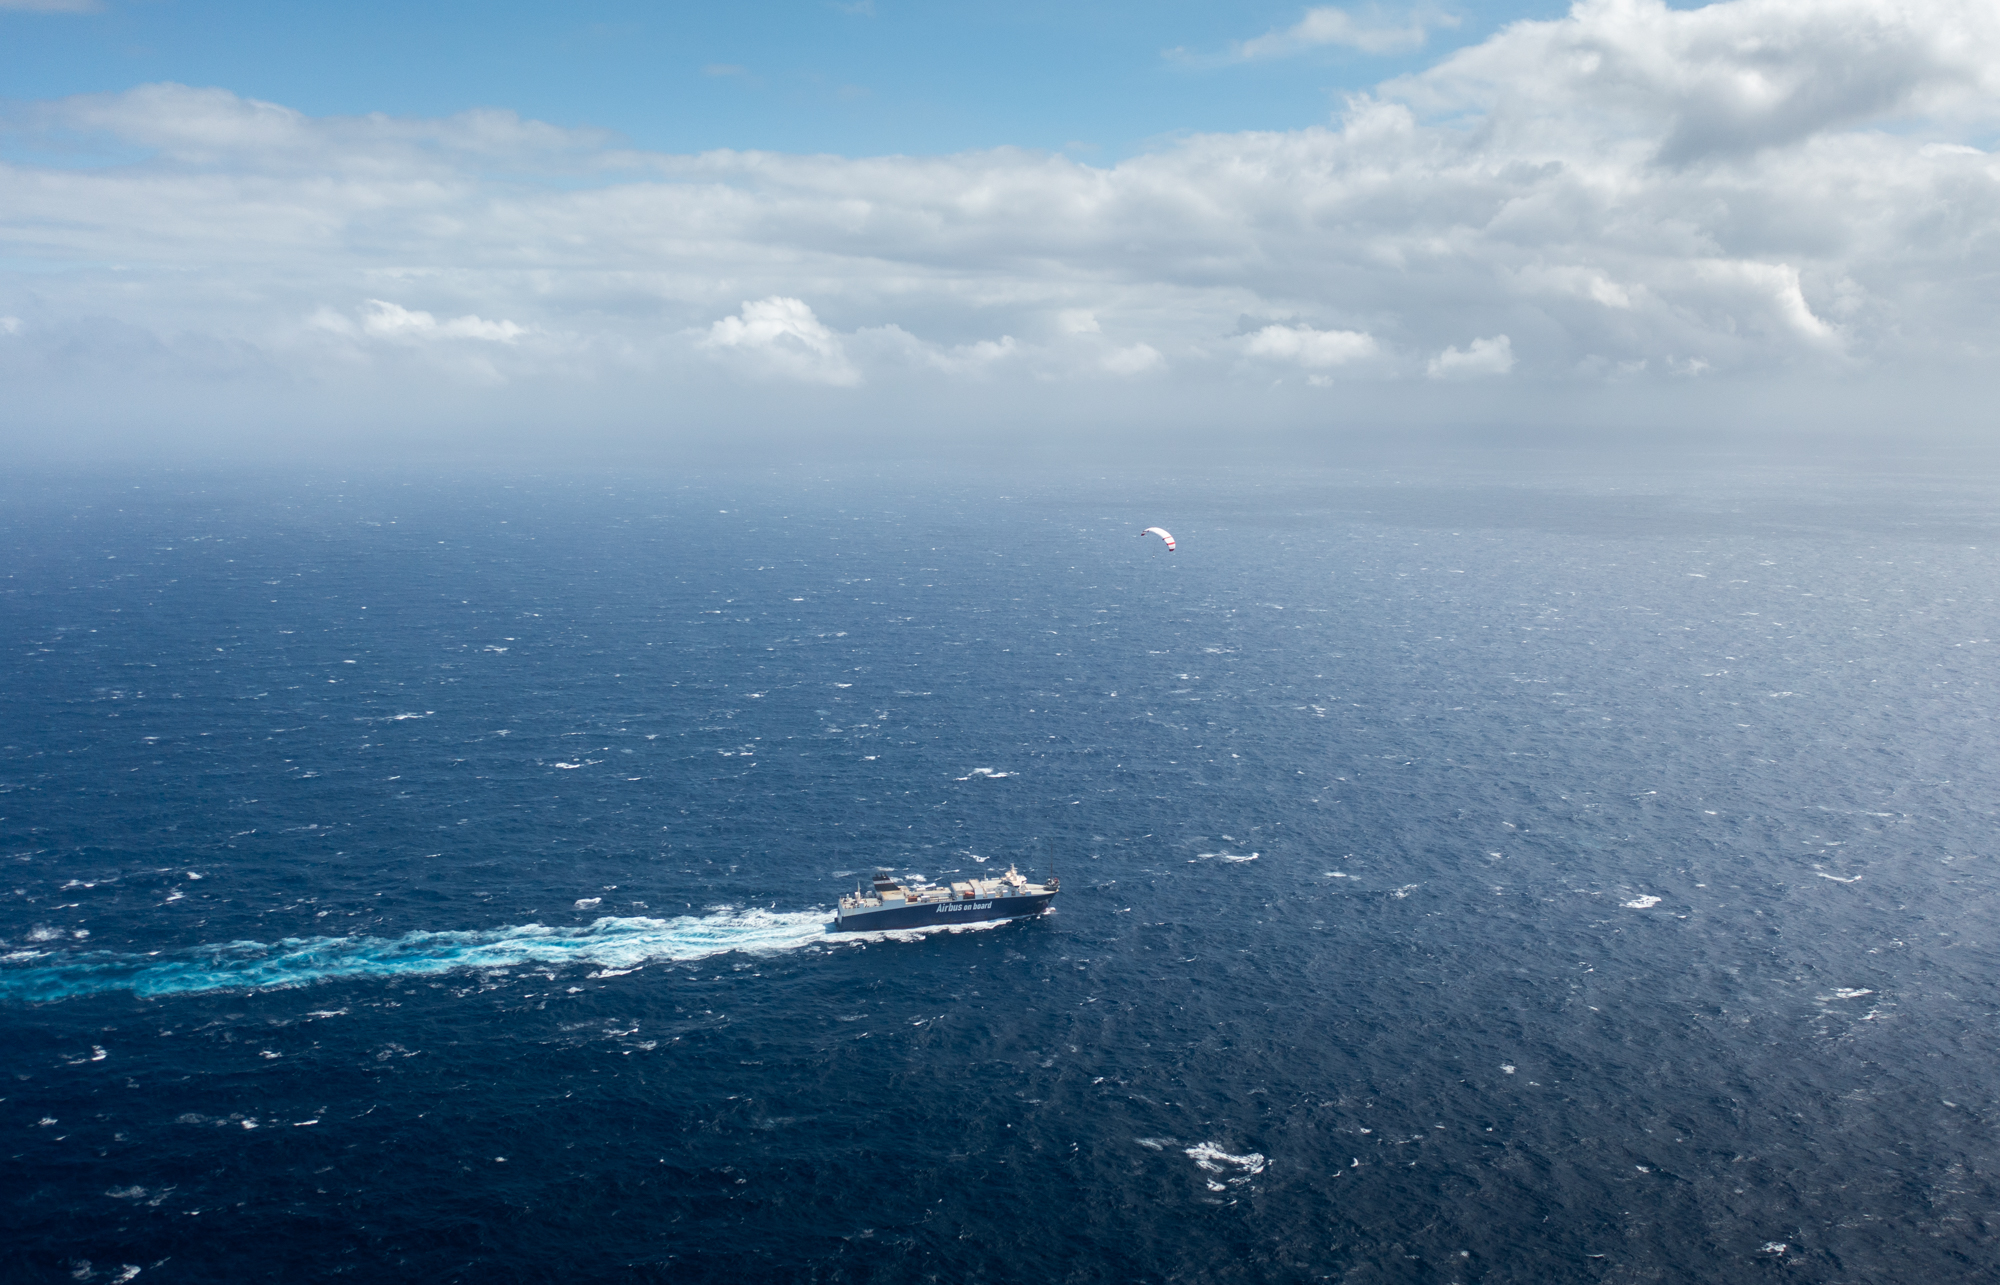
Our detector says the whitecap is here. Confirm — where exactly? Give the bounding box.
[1623,895,1662,909]
[1815,872,1861,883]
[1830,988,1874,999]
[574,898,602,910]
[1185,1142,1267,1176]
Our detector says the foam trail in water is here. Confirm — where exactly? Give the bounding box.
[0,910,836,1003]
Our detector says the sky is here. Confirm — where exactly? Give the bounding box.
[3,0,1999,459]
[1,1,1574,158]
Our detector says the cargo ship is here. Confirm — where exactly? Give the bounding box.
[831,865,1057,932]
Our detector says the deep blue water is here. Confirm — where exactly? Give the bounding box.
[4,463,1998,1283]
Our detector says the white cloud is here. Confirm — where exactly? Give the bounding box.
[1101,343,1165,375]
[858,325,1020,375]
[1428,335,1514,379]
[360,300,526,343]
[923,333,1019,373]
[1243,323,1379,369]
[702,297,860,386]
[1235,7,1455,59]
[3,0,2000,446]
[23,81,611,169]
[1389,0,2000,164]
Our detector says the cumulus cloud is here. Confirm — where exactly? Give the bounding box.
[1101,343,1165,376]
[1243,323,1380,370]
[3,0,1999,446]
[1234,6,1455,59]
[1390,0,2000,163]
[702,297,860,386]
[1427,335,1514,379]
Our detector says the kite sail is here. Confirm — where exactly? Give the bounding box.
[1140,526,1176,552]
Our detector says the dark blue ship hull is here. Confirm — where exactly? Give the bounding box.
[829,892,1054,933]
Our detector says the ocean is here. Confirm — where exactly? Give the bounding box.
[4,460,1997,1282]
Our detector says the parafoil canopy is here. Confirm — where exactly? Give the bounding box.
[1141,526,1176,552]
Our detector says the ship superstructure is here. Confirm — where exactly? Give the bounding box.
[831,865,1057,933]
